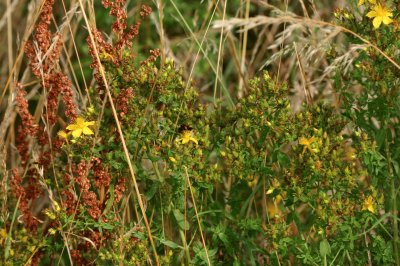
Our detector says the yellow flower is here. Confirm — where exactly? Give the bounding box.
[0,228,7,238]
[169,156,177,163]
[52,200,61,212]
[366,4,393,29]
[57,130,68,139]
[100,52,115,62]
[266,179,280,194]
[362,195,375,213]
[247,175,259,188]
[267,195,283,218]
[266,187,275,195]
[0,228,7,245]
[176,130,198,145]
[299,136,319,154]
[44,209,56,220]
[66,117,95,138]
[88,105,95,114]
[358,0,376,6]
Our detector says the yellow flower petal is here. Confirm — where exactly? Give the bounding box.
[66,124,77,131]
[382,16,393,25]
[359,0,376,6]
[57,130,68,139]
[71,129,83,138]
[189,136,198,145]
[82,127,94,135]
[366,10,377,18]
[88,106,95,114]
[181,137,190,144]
[44,209,56,220]
[52,200,61,212]
[373,17,383,29]
[0,228,6,239]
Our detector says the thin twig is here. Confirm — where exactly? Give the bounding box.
[184,166,211,266]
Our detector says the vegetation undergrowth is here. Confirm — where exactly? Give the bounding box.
[0,0,399,265]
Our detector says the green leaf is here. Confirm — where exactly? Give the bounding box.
[375,128,386,149]
[173,209,190,230]
[94,221,114,230]
[277,151,290,167]
[320,238,331,257]
[218,232,229,246]
[160,239,181,249]
[392,161,399,175]
[258,125,270,146]
[102,183,114,215]
[145,183,159,201]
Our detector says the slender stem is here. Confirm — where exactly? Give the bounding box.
[213,0,228,106]
[237,0,250,98]
[384,117,399,265]
[157,0,165,63]
[184,166,211,266]
[179,230,191,265]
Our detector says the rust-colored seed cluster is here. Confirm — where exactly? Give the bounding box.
[92,157,111,189]
[62,173,78,215]
[74,160,101,220]
[114,178,126,204]
[117,87,134,117]
[74,159,118,220]
[13,83,46,233]
[42,72,77,124]
[13,0,79,233]
[141,48,161,66]
[15,84,39,136]
[140,4,152,18]
[87,3,154,92]
[15,84,39,167]
[10,169,39,233]
[114,21,141,52]
[71,249,87,265]
[24,0,77,123]
[24,0,56,76]
[62,157,125,221]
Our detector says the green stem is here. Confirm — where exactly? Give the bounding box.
[5,197,20,261]
[390,170,399,265]
[385,127,399,265]
[179,229,191,265]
